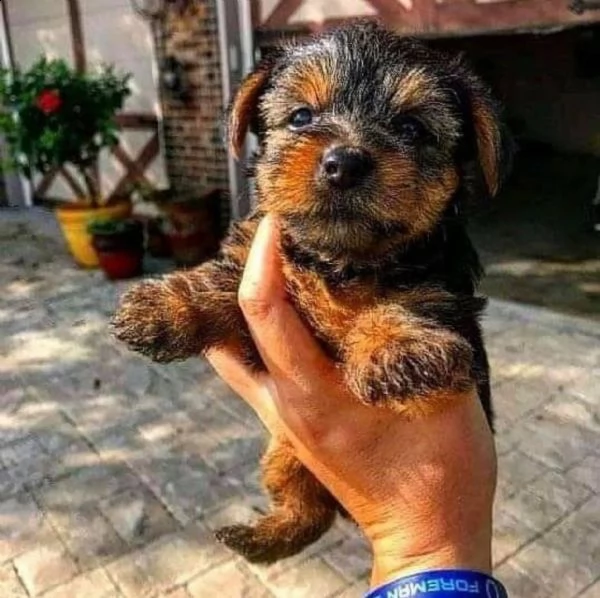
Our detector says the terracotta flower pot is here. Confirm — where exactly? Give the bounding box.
[90,219,144,280]
[55,201,132,267]
[165,190,221,267]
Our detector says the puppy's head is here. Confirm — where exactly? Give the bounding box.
[229,22,512,258]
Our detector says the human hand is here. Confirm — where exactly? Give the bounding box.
[206,216,497,586]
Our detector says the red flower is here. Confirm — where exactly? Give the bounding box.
[36,89,62,115]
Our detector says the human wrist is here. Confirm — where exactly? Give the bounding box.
[370,533,492,587]
[366,569,507,598]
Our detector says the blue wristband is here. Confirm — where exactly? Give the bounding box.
[366,569,508,597]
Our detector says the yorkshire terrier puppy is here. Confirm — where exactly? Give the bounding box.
[112,22,511,564]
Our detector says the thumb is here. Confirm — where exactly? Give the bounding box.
[238,215,336,394]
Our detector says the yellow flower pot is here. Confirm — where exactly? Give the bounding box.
[55,201,132,267]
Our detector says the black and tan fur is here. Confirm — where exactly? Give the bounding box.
[112,22,512,564]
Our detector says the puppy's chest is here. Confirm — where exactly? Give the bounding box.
[282,262,377,351]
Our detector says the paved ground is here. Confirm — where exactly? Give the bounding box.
[1,209,599,598]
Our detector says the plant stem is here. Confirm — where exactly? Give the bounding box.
[79,160,99,207]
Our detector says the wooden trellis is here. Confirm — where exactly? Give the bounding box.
[34,113,160,203]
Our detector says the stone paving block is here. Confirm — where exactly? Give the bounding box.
[492,505,538,566]
[106,524,231,598]
[137,411,199,446]
[99,485,179,547]
[63,393,156,436]
[532,496,600,577]
[321,535,371,582]
[47,505,127,570]
[245,525,347,585]
[501,470,592,533]
[0,563,27,597]
[566,365,600,407]
[266,556,348,598]
[486,341,536,381]
[14,544,78,596]
[504,537,596,598]
[509,411,598,470]
[202,496,270,532]
[34,463,139,510]
[104,553,156,598]
[566,455,600,493]
[496,449,548,502]
[0,435,38,466]
[496,497,600,598]
[137,451,242,524]
[6,437,97,492]
[334,578,371,598]
[85,424,147,464]
[578,581,600,598]
[491,324,598,370]
[41,568,120,598]
[543,394,600,434]
[0,384,29,414]
[187,561,273,597]
[494,560,552,598]
[0,492,56,563]
[0,412,32,449]
[171,423,265,477]
[31,413,83,454]
[491,376,560,435]
[493,431,518,457]
[33,440,102,485]
[0,469,27,501]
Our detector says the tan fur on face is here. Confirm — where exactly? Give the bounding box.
[288,60,334,109]
[377,152,460,238]
[391,68,441,110]
[258,134,329,215]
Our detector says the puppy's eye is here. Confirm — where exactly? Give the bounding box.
[289,108,314,130]
[392,115,426,142]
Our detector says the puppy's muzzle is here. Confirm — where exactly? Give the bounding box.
[320,146,373,190]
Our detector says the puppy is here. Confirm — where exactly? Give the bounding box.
[112,21,511,564]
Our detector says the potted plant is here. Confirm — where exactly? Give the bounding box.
[88,218,144,280]
[164,189,222,267]
[0,57,132,267]
[129,182,172,259]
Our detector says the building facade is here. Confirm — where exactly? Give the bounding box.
[1,0,599,213]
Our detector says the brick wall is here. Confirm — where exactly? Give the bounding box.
[158,0,229,208]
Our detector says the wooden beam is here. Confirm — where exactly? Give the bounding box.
[0,0,16,66]
[59,166,86,198]
[66,0,86,72]
[262,0,304,28]
[115,113,159,129]
[34,168,59,197]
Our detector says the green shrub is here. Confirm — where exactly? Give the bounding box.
[0,57,131,206]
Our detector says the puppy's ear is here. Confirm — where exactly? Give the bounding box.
[452,61,513,198]
[228,54,279,159]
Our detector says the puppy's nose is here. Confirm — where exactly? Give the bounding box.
[321,146,373,189]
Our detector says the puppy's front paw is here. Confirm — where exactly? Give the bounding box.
[347,330,474,405]
[111,280,197,362]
